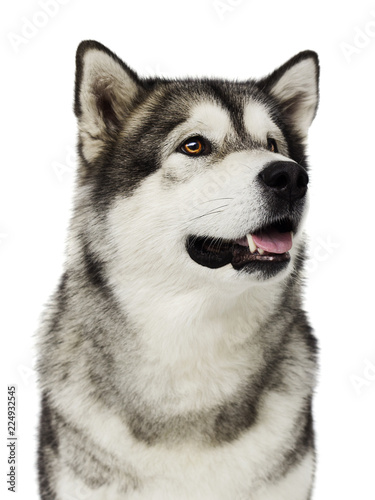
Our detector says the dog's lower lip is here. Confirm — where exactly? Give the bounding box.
[186,234,291,270]
[231,245,290,269]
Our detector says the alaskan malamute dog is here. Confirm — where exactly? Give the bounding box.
[37,41,319,499]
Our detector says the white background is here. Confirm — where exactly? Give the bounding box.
[1,0,375,498]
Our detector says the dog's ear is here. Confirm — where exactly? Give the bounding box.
[260,51,319,140]
[74,40,144,162]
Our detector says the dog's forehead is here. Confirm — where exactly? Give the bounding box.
[243,100,280,142]
[184,100,233,139]
[170,90,278,145]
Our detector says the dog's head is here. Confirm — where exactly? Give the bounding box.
[73,41,319,294]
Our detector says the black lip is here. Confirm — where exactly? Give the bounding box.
[231,246,290,269]
[186,219,295,272]
[186,236,234,269]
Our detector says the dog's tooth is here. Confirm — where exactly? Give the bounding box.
[246,234,257,253]
[258,248,265,255]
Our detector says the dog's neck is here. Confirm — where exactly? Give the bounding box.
[100,277,288,414]
[112,274,286,353]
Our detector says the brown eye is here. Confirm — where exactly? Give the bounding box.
[179,136,211,156]
[267,138,278,153]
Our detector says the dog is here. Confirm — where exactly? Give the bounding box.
[37,40,319,499]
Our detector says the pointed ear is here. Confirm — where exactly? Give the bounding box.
[74,40,144,162]
[260,51,319,140]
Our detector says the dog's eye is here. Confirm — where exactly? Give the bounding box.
[179,136,211,156]
[267,138,278,153]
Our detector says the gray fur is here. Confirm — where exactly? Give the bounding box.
[37,40,319,499]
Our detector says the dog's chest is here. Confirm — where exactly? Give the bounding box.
[56,389,312,500]
[55,371,309,499]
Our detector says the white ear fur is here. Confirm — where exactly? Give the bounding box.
[75,41,142,162]
[264,52,319,139]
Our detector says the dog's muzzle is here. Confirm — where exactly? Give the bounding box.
[185,161,308,277]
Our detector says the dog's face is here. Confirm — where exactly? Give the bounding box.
[74,42,319,294]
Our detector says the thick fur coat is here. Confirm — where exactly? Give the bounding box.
[37,41,319,499]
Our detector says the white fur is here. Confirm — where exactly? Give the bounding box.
[78,49,139,162]
[52,96,314,499]
[269,57,318,138]
[178,101,233,141]
[96,108,308,413]
[251,452,314,500]
[56,468,123,500]
[53,376,313,499]
[243,99,285,149]
[161,101,233,165]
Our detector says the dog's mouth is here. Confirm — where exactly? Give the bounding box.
[186,219,295,271]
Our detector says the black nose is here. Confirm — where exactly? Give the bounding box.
[258,161,309,201]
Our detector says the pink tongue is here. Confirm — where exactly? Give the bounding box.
[252,229,292,254]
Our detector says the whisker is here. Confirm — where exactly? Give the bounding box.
[212,236,224,253]
[188,204,229,223]
[239,162,253,172]
[190,197,234,210]
[198,197,234,205]
[188,210,225,222]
